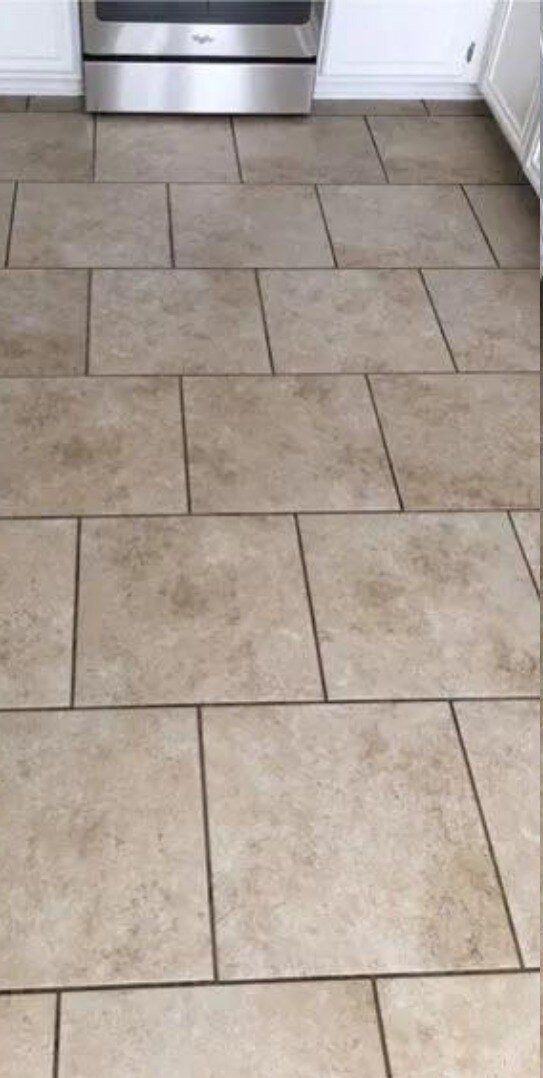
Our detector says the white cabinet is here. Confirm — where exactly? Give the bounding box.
[479,0,540,190]
[0,0,81,95]
[315,0,496,100]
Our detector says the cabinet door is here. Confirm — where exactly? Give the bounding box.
[0,0,81,93]
[479,0,540,154]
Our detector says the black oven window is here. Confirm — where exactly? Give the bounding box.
[96,2,312,25]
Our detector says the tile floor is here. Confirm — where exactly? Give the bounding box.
[0,98,539,1077]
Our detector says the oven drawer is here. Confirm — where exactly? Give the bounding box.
[84,59,316,113]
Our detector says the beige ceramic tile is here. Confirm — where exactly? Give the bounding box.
[0,519,75,707]
[60,981,386,1077]
[0,269,87,375]
[314,98,425,115]
[456,699,540,965]
[0,114,92,180]
[423,269,540,371]
[185,376,398,512]
[260,269,452,373]
[10,183,170,268]
[96,117,238,182]
[170,184,332,268]
[464,185,539,267]
[0,708,211,988]
[0,377,186,515]
[90,269,269,374]
[76,516,321,706]
[0,183,14,261]
[28,95,84,112]
[425,98,490,115]
[0,96,26,112]
[512,511,540,583]
[0,995,55,1078]
[318,185,493,267]
[379,973,539,1078]
[204,702,516,977]
[369,117,519,183]
[300,513,539,699]
[234,116,385,183]
[371,374,539,509]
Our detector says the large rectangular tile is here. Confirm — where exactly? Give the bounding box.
[10,183,170,268]
[464,185,539,267]
[511,511,540,583]
[456,699,540,965]
[423,269,540,371]
[0,377,186,515]
[0,707,211,987]
[60,981,386,1077]
[0,269,87,376]
[185,375,398,512]
[379,973,539,1078]
[204,702,516,977]
[300,513,539,699]
[319,185,493,267]
[76,516,321,706]
[90,269,269,374]
[371,374,539,509]
[96,117,238,182]
[0,114,92,180]
[0,519,76,708]
[234,116,385,183]
[369,117,519,183]
[260,269,452,373]
[170,184,333,268]
[0,183,14,261]
[0,995,55,1078]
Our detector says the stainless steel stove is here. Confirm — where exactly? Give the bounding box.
[81,1,324,113]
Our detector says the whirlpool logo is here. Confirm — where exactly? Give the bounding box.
[192,34,214,45]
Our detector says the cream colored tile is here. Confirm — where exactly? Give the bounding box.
[76,516,321,706]
[512,511,540,583]
[96,117,238,182]
[0,270,87,376]
[261,269,452,373]
[0,520,75,708]
[371,374,539,509]
[185,376,398,512]
[456,699,540,964]
[0,115,92,180]
[300,513,539,699]
[0,377,186,515]
[204,702,516,978]
[369,117,519,183]
[0,996,54,1078]
[465,185,539,267]
[424,269,540,371]
[234,116,385,183]
[10,183,170,268]
[60,981,386,1077]
[0,708,211,988]
[319,185,493,267]
[90,270,269,374]
[380,973,539,1078]
[170,184,332,268]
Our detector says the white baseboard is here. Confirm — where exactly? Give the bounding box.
[0,74,82,95]
[314,75,482,100]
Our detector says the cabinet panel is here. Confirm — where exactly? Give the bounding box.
[0,0,81,92]
[480,0,540,146]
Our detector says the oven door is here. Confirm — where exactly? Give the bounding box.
[81,2,323,60]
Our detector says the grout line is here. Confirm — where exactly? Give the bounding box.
[449,701,525,968]
[178,378,192,514]
[365,376,405,509]
[372,980,394,1078]
[507,511,540,595]
[4,263,531,272]
[25,96,31,113]
[165,184,175,267]
[313,184,338,267]
[52,991,61,1078]
[418,269,459,371]
[293,514,328,701]
[3,180,18,267]
[84,270,92,375]
[69,519,82,709]
[229,117,243,181]
[197,707,220,981]
[91,115,97,181]
[254,270,275,374]
[364,116,390,183]
[460,185,500,266]
[421,99,431,115]
[0,369,537,381]
[0,508,538,522]
[0,966,537,998]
